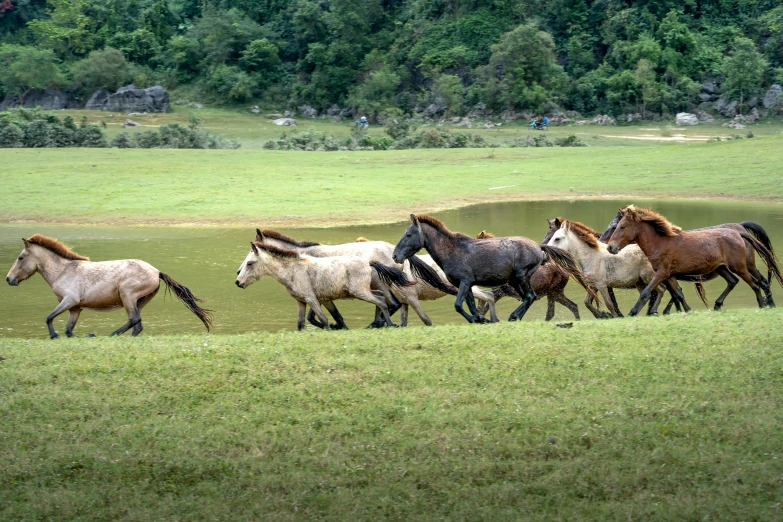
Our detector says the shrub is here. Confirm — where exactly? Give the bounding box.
[134,130,162,148]
[111,132,136,148]
[554,134,586,147]
[75,126,108,147]
[533,134,553,147]
[24,120,53,148]
[419,128,447,148]
[385,118,414,140]
[0,123,24,147]
[50,125,75,147]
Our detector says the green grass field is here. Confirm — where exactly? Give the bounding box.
[1,309,782,520]
[2,133,782,227]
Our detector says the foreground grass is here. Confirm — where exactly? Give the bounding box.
[1,308,782,520]
[2,135,782,226]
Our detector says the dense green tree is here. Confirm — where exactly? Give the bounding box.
[0,44,62,105]
[27,0,94,57]
[70,47,132,93]
[723,36,768,113]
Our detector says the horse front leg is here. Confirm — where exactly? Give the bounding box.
[464,289,487,323]
[598,284,622,318]
[629,271,669,316]
[306,299,331,330]
[584,289,610,319]
[65,307,82,338]
[47,297,78,339]
[453,281,479,323]
[323,301,349,330]
[508,272,537,321]
[297,301,307,331]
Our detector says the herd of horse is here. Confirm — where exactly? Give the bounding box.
[5,205,781,337]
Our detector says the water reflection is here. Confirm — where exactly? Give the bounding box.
[1,199,781,338]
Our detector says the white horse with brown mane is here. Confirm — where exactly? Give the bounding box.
[546,220,671,317]
[235,241,413,330]
[5,235,213,338]
[256,229,484,327]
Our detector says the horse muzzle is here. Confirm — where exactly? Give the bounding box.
[235,280,245,289]
[607,244,620,255]
[6,276,18,286]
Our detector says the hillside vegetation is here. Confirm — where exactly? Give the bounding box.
[1,0,782,119]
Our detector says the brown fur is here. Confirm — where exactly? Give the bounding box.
[624,205,682,237]
[565,220,601,249]
[25,234,90,261]
[476,230,495,239]
[254,242,301,259]
[415,214,472,239]
[260,229,321,247]
[355,237,370,242]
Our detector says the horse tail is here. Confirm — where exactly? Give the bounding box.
[492,284,521,302]
[741,221,777,282]
[406,255,458,295]
[159,272,213,331]
[740,233,783,287]
[695,282,708,307]
[540,245,599,302]
[370,262,416,288]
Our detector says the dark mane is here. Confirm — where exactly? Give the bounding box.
[565,220,600,249]
[26,234,89,261]
[415,215,471,239]
[557,217,600,238]
[260,229,321,247]
[624,205,682,237]
[254,242,300,259]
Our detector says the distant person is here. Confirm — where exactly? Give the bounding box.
[358,115,369,128]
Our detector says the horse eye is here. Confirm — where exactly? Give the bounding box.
[247,261,254,266]
[17,256,23,260]
[620,225,626,230]
[554,237,560,242]
[406,233,412,238]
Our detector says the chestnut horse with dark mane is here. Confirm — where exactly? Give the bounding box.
[392,214,596,323]
[605,206,782,315]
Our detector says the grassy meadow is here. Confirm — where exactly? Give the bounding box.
[1,309,782,520]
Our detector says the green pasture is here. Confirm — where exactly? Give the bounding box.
[57,107,783,150]
[1,309,781,520]
[2,133,782,227]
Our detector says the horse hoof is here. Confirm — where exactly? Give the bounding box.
[50,334,59,339]
[88,333,96,337]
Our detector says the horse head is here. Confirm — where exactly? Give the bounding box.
[235,242,261,289]
[6,238,38,286]
[542,217,563,244]
[546,222,571,250]
[393,214,425,263]
[599,208,625,242]
[606,210,638,254]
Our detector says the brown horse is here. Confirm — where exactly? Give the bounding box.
[475,231,580,320]
[6,235,213,338]
[605,206,782,315]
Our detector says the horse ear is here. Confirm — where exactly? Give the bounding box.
[250,242,259,255]
[547,218,553,226]
[22,237,30,247]
[255,228,264,242]
[409,213,419,226]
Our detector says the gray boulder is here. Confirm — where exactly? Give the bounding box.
[593,114,616,125]
[122,119,141,128]
[85,89,111,110]
[696,111,715,123]
[273,118,297,126]
[701,81,717,94]
[327,104,341,116]
[0,88,77,110]
[423,102,444,117]
[675,112,699,126]
[698,92,718,102]
[715,97,738,117]
[626,113,643,123]
[298,105,318,118]
[103,84,171,113]
[763,84,782,109]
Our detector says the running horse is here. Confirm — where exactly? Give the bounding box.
[392,214,596,323]
[5,235,213,338]
[605,206,781,315]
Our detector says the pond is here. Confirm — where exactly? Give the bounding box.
[1,199,782,339]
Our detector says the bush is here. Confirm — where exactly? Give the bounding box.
[385,118,414,140]
[111,132,136,148]
[24,120,53,147]
[0,123,24,147]
[419,129,447,148]
[134,130,162,148]
[50,125,75,147]
[553,134,586,147]
[75,126,108,147]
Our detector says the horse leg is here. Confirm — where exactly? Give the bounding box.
[408,297,432,326]
[555,292,580,320]
[306,299,331,329]
[628,271,670,316]
[607,288,621,317]
[730,264,767,308]
[307,308,326,329]
[599,284,622,318]
[297,301,307,331]
[747,263,774,308]
[662,278,690,313]
[508,272,537,322]
[400,304,409,327]
[712,266,739,311]
[464,290,487,323]
[323,301,349,330]
[583,290,608,319]
[454,282,479,323]
[545,296,555,321]
[45,297,79,339]
[64,308,82,338]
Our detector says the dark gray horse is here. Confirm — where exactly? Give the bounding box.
[392,214,596,323]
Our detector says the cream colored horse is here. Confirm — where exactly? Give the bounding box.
[5,235,213,338]
[546,220,665,317]
[235,241,413,330]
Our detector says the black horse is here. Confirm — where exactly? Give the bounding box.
[599,209,777,311]
[392,214,596,323]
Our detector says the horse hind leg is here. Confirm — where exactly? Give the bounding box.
[65,308,82,338]
[545,296,555,321]
[322,301,349,330]
[730,264,768,308]
[554,291,580,320]
[746,263,774,308]
[46,297,79,339]
[713,266,739,311]
[508,271,537,322]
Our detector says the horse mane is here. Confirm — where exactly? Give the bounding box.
[355,237,370,242]
[476,230,495,239]
[624,205,682,236]
[415,215,471,239]
[260,229,321,247]
[564,220,600,249]
[25,234,89,261]
[255,242,300,259]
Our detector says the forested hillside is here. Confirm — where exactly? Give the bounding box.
[1,0,781,118]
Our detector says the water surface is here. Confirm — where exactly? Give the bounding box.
[1,199,781,338]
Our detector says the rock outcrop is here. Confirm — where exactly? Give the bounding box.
[593,114,615,125]
[85,89,111,110]
[0,89,77,110]
[763,84,781,109]
[91,85,171,113]
[675,112,699,126]
[273,118,297,126]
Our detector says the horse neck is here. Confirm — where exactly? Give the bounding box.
[633,223,668,257]
[30,246,71,286]
[563,231,597,260]
[420,224,460,267]
[258,252,299,283]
